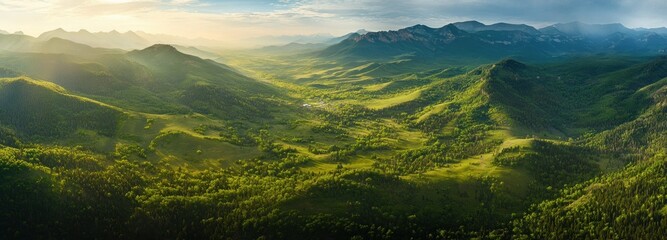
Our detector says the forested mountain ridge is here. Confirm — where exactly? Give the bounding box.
[482,57,667,133]
[0,40,286,119]
[321,21,667,65]
[126,44,275,93]
[126,44,285,119]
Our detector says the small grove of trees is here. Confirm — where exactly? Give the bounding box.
[492,140,598,188]
[375,118,499,175]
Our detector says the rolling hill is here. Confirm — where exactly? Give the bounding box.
[127,44,283,119]
[0,77,124,140]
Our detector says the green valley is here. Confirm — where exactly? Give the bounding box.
[2,10,667,240]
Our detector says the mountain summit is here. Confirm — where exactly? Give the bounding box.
[453,21,540,34]
[547,21,633,36]
[128,44,183,57]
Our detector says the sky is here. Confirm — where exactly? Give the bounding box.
[1,0,667,47]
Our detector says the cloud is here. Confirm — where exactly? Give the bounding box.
[0,0,666,48]
[170,0,197,4]
[282,0,667,28]
[0,0,55,12]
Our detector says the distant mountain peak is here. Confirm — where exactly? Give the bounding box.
[453,20,539,34]
[46,28,67,34]
[130,44,184,57]
[492,22,529,27]
[460,20,484,24]
[494,59,526,71]
[142,44,178,51]
[346,23,466,45]
[37,28,67,38]
[440,23,461,31]
[550,22,632,36]
[406,24,433,31]
[435,24,466,36]
[456,20,486,27]
[36,28,152,50]
[557,21,628,28]
[401,24,439,36]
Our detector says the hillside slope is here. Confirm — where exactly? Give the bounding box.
[513,153,667,239]
[0,77,124,139]
[0,43,286,119]
[127,44,284,119]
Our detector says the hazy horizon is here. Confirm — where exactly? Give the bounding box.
[2,0,667,48]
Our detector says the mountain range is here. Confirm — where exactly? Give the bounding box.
[7,21,665,58]
[321,21,667,63]
[37,28,151,50]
